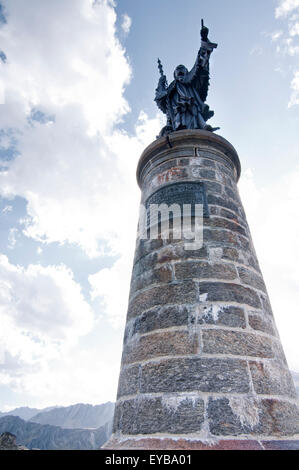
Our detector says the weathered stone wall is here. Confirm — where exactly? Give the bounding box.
[107,130,299,448]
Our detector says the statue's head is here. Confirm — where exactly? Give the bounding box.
[174,65,188,83]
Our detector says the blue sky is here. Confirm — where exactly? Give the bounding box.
[0,0,298,410]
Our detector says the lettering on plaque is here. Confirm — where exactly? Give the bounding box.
[145,182,209,228]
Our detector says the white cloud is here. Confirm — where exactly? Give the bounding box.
[275,0,299,18]
[1,349,122,408]
[121,13,132,34]
[290,20,299,35]
[2,205,12,214]
[0,1,162,259]
[271,30,283,41]
[273,0,299,105]
[0,108,161,258]
[0,255,93,340]
[239,167,299,371]
[89,251,133,328]
[0,254,94,386]
[0,253,125,407]
[7,227,18,249]
[249,46,263,56]
[0,0,131,134]
[278,37,299,55]
[0,135,12,150]
[288,70,299,105]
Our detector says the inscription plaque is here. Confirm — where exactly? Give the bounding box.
[145,182,209,228]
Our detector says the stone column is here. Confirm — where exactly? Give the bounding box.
[105,130,299,450]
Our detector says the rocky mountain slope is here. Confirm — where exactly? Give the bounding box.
[0,416,111,450]
[29,402,115,429]
[0,432,28,450]
[0,406,54,421]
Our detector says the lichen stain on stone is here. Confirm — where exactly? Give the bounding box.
[229,397,260,429]
[199,293,208,302]
[202,304,224,322]
[188,305,199,338]
[161,394,198,412]
[189,157,201,166]
[190,166,201,178]
[208,247,223,262]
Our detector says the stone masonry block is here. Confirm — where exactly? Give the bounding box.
[124,305,191,341]
[201,181,222,195]
[258,399,299,436]
[202,329,275,358]
[208,397,260,436]
[198,157,216,168]
[249,361,297,398]
[219,207,245,223]
[197,305,246,329]
[121,330,197,365]
[207,194,239,215]
[208,397,299,436]
[203,228,238,247]
[224,185,241,203]
[113,399,138,434]
[130,264,173,295]
[138,395,205,434]
[198,282,262,308]
[216,162,235,178]
[237,266,266,292]
[208,396,299,437]
[205,216,248,237]
[174,261,237,281]
[221,247,239,262]
[132,252,158,277]
[117,364,140,399]
[157,244,208,264]
[260,294,273,316]
[248,312,276,336]
[127,280,198,319]
[140,357,250,394]
[134,238,163,264]
[114,395,205,435]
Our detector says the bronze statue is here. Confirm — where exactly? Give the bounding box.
[155,20,219,137]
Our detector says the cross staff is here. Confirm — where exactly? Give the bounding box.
[157,58,173,125]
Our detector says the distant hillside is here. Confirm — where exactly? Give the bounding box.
[0,416,111,450]
[30,402,115,429]
[0,406,54,421]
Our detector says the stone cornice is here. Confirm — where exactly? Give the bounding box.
[137,129,241,188]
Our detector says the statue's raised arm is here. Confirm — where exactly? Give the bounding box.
[155,19,219,138]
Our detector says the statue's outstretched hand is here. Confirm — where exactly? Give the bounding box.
[200,19,209,41]
[201,25,209,42]
[200,20,217,49]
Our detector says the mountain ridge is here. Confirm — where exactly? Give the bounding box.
[0,406,55,421]
[30,402,115,429]
[0,415,110,450]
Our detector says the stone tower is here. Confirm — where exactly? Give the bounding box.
[104,129,299,450]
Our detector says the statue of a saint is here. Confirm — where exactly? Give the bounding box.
[155,20,219,137]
